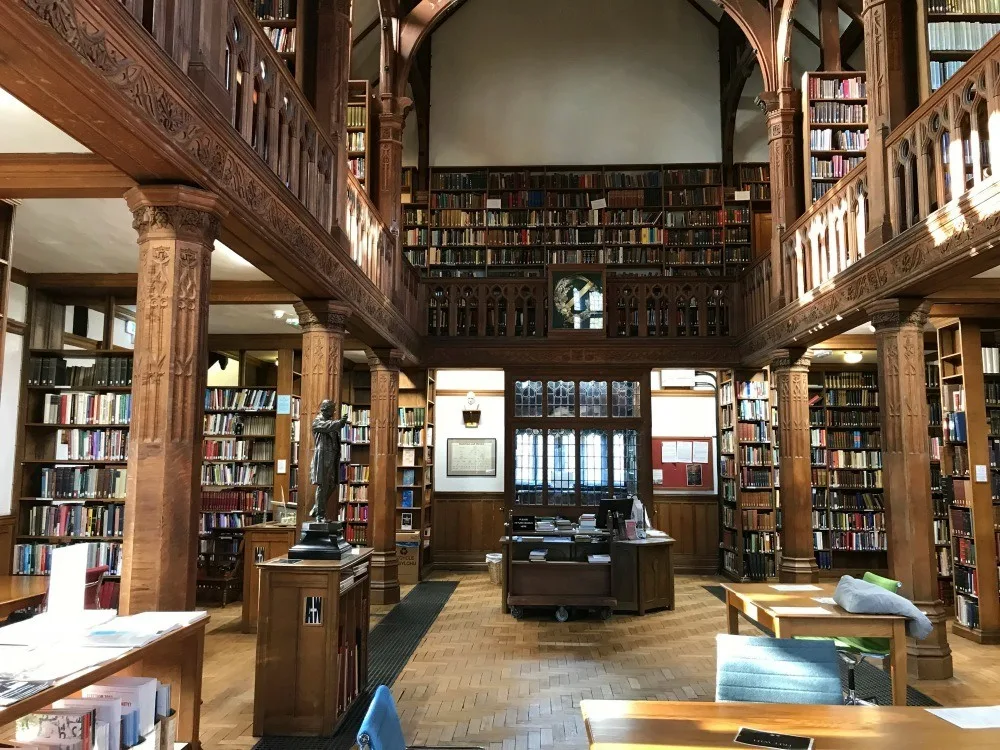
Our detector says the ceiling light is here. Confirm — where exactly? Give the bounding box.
[273,310,285,319]
[843,351,864,364]
[812,349,831,359]
[867,323,876,333]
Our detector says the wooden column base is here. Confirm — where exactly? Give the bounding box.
[778,556,819,583]
[907,600,953,679]
[370,550,400,605]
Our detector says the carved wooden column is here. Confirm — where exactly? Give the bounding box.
[378,107,405,234]
[771,349,819,583]
[120,186,226,614]
[293,300,351,530]
[863,0,908,248]
[367,348,402,605]
[765,91,800,310]
[313,0,353,226]
[870,298,953,679]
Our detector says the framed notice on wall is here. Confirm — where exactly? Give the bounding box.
[446,438,497,477]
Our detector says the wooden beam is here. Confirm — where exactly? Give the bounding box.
[26,274,298,304]
[207,332,367,351]
[0,153,135,199]
[352,17,379,48]
[839,0,863,22]
[684,0,721,27]
[929,278,1000,303]
[930,303,1000,319]
[811,334,876,350]
[840,19,864,63]
[819,0,842,70]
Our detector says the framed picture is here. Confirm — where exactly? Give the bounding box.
[549,265,606,333]
[446,437,497,477]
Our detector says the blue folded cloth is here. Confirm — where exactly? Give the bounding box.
[833,575,932,639]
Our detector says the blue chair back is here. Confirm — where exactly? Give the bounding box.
[358,685,407,750]
[716,634,842,705]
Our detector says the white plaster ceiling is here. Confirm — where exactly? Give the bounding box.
[975,265,1000,278]
[209,304,300,334]
[11,198,270,280]
[0,87,89,153]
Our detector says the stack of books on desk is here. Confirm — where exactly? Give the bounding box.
[535,518,556,533]
[587,554,611,564]
[529,549,548,562]
[579,513,597,531]
[555,518,574,532]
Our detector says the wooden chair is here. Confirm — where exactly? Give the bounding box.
[196,537,245,607]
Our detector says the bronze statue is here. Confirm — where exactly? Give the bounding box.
[308,399,349,521]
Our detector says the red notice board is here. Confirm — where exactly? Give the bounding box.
[651,436,715,492]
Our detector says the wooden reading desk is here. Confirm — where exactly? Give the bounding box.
[580,700,1000,750]
[0,576,47,620]
[722,582,908,706]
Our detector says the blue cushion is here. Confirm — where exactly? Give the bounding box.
[358,685,407,750]
[833,575,932,639]
[716,634,843,705]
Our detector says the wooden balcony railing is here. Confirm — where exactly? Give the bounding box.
[779,164,869,302]
[884,34,1000,239]
[739,254,772,331]
[423,278,738,339]
[119,0,414,321]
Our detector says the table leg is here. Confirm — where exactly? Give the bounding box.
[890,619,908,706]
[725,594,739,634]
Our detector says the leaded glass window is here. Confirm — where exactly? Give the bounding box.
[580,380,608,418]
[514,428,544,505]
[547,380,576,417]
[612,380,641,417]
[513,380,543,418]
[613,429,639,497]
[546,429,576,505]
[580,429,608,506]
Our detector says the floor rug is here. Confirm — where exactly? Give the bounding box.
[252,580,459,750]
[703,585,940,707]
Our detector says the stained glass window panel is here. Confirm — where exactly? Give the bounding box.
[580,380,608,418]
[612,380,641,418]
[580,429,608,506]
[513,380,543,418]
[547,380,576,417]
[514,428,544,505]
[546,429,576,505]
[613,429,639,497]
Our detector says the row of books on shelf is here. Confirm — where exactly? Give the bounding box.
[829,469,882,488]
[262,24,295,53]
[811,155,864,180]
[982,345,1000,374]
[812,429,881,449]
[204,388,276,411]
[825,389,878,407]
[398,427,423,447]
[203,414,274,436]
[930,60,967,91]
[828,450,882,469]
[809,102,867,125]
[824,410,881,427]
[347,131,365,153]
[938,546,953,578]
[347,104,366,129]
[346,426,370,444]
[13,540,122,576]
[344,463,370,483]
[927,21,1000,51]
[399,467,419,486]
[809,128,869,152]
[954,536,977,566]
[41,393,131,426]
[830,531,887,550]
[398,407,426,428]
[51,428,129,462]
[432,168,722,191]
[349,157,366,180]
[737,445,771,465]
[340,483,369,503]
[203,438,274,461]
[37,467,127,500]
[399,489,417,508]
[943,410,968,442]
[957,594,980,629]
[954,565,979,596]
[21,503,125,539]
[808,76,866,100]
[345,524,368,544]
[342,405,371,426]
[12,676,173,750]
[744,552,777,579]
[198,536,239,556]
[927,0,1000,11]
[200,463,275,487]
[201,489,271,512]
[828,511,885,531]
[199,511,266,532]
[28,356,133,388]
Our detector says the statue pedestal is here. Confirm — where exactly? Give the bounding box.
[289,521,352,560]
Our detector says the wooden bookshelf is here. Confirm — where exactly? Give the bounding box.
[424,164,764,279]
[403,167,429,268]
[735,162,771,202]
[252,0,305,82]
[802,72,869,206]
[936,319,1000,643]
[926,352,954,610]
[337,368,371,546]
[918,1,1000,96]
[347,80,371,191]
[718,370,777,581]
[396,371,433,583]
[12,349,133,587]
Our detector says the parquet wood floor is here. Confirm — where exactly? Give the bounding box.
[6,574,998,749]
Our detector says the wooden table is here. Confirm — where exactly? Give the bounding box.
[580,700,1000,749]
[722,582,909,706]
[0,613,209,749]
[0,576,47,620]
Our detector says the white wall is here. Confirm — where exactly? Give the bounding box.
[0,333,23,515]
[433,369,504,494]
[651,392,718,496]
[429,0,722,165]
[733,66,769,163]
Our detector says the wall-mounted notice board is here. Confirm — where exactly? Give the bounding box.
[651,436,715,492]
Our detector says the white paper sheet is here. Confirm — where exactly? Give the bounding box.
[692,442,709,464]
[676,441,693,462]
[812,597,837,605]
[48,543,88,616]
[770,584,822,592]
[927,706,1000,729]
[770,606,833,616]
[662,442,677,462]
[0,644,130,680]
[652,469,663,484]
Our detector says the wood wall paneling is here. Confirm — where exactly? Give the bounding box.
[0,515,13,575]
[651,494,718,573]
[433,493,505,568]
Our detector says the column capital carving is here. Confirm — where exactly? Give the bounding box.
[867,298,931,332]
[125,186,228,245]
[293,300,352,334]
[770,348,812,372]
[365,347,406,371]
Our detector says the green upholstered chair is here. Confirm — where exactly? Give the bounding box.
[837,572,902,704]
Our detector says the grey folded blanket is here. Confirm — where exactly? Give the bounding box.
[833,575,933,639]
